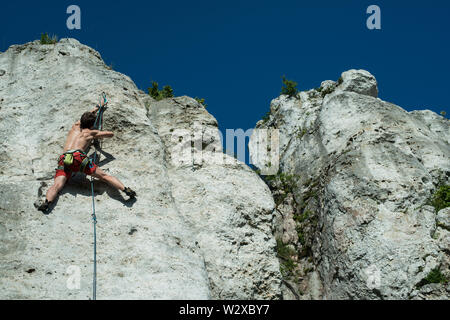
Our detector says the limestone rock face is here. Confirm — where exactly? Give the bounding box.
[0,39,281,299]
[250,70,450,299]
[338,69,378,97]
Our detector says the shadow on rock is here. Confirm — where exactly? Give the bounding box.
[93,146,116,167]
[56,173,137,210]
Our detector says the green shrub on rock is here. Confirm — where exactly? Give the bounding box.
[417,268,448,287]
[40,33,58,45]
[429,185,450,212]
[194,97,207,108]
[148,81,174,101]
[281,76,299,98]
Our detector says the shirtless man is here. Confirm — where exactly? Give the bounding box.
[37,106,136,213]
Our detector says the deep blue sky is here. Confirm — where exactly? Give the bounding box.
[1,0,449,137]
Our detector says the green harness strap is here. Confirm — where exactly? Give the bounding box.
[60,149,90,172]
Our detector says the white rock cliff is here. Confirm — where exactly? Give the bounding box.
[1,39,448,300]
[250,70,450,299]
[0,39,281,299]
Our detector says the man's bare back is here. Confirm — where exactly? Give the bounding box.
[63,120,114,152]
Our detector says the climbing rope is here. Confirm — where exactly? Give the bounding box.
[90,92,107,300]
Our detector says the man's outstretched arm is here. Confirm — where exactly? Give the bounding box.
[90,130,114,139]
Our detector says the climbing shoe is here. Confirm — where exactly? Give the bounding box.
[124,187,136,199]
[36,199,50,213]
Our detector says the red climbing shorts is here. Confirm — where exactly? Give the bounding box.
[55,151,98,181]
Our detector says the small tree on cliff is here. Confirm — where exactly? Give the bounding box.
[148,81,174,101]
[281,76,299,98]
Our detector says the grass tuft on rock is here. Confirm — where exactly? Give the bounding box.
[40,33,58,45]
[276,238,297,277]
[261,111,271,124]
[194,97,207,108]
[417,268,448,287]
[428,185,450,212]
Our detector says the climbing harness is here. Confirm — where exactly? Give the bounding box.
[59,149,91,173]
[90,92,108,300]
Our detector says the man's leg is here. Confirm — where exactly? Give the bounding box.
[85,159,136,198]
[91,167,125,191]
[90,167,136,198]
[46,175,68,202]
[38,175,67,212]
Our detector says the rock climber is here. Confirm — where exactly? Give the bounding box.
[37,103,136,213]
